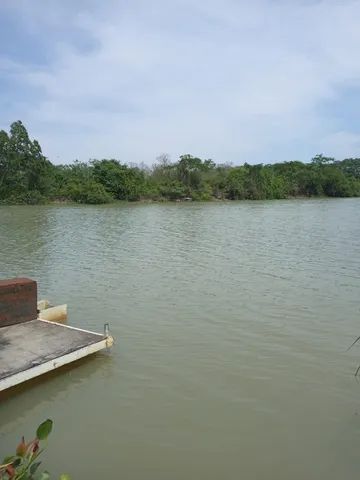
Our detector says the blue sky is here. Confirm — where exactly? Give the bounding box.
[1,0,360,165]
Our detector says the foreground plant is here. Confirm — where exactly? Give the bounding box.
[0,419,70,480]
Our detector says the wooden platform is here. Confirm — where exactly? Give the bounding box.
[0,319,113,392]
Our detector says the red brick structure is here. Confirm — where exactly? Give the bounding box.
[0,278,37,327]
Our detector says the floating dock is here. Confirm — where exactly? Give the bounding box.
[0,278,113,392]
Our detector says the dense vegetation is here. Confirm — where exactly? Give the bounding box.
[1,121,360,204]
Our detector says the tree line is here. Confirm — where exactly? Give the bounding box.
[1,121,360,204]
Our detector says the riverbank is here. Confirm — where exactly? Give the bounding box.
[1,193,358,207]
[0,196,357,207]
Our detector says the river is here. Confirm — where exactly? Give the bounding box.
[0,199,360,479]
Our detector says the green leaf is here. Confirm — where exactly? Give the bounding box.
[30,461,42,474]
[2,456,15,464]
[36,419,53,440]
[13,457,22,467]
[59,475,71,480]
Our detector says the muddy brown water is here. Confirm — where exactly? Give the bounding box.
[0,199,360,479]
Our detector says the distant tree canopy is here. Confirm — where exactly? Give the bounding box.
[0,121,360,204]
[0,121,52,203]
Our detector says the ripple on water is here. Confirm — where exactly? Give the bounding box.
[0,199,360,480]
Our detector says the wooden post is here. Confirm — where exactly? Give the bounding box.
[0,278,37,327]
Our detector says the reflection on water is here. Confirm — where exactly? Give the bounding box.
[0,200,360,480]
[0,353,114,420]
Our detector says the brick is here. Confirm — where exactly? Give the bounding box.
[0,278,37,327]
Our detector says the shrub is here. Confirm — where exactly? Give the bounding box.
[66,180,113,204]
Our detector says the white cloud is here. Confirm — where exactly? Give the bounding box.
[316,131,360,158]
[2,0,360,164]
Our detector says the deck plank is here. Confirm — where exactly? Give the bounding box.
[0,319,103,381]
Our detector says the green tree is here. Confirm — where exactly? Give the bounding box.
[311,154,335,165]
[92,159,145,200]
[1,120,360,204]
[52,162,112,204]
[225,166,247,199]
[0,121,52,203]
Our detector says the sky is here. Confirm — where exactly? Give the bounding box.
[1,0,360,165]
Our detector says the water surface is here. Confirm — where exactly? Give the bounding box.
[0,199,360,479]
